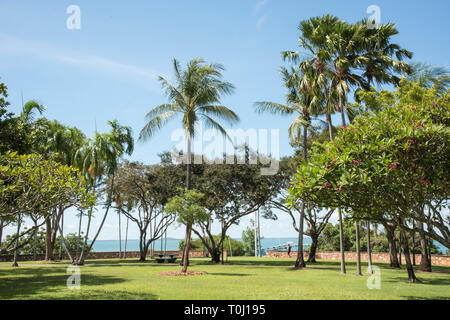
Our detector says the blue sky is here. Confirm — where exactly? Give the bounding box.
[1,0,449,240]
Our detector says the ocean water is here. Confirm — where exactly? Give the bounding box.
[90,237,311,254]
[91,237,448,256]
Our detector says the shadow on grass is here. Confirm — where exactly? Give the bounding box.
[385,276,450,286]
[0,266,145,300]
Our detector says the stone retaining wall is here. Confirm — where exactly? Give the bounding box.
[265,250,450,267]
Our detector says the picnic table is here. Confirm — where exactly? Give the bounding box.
[153,255,178,263]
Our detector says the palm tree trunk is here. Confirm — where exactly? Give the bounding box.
[57,223,75,263]
[75,211,83,261]
[339,94,346,127]
[295,124,308,268]
[12,215,22,267]
[355,221,362,276]
[326,111,346,274]
[124,218,129,259]
[79,174,115,265]
[186,134,192,190]
[366,221,373,274]
[118,210,122,259]
[181,133,192,272]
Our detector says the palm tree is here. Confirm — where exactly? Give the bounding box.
[139,58,239,272]
[75,120,134,265]
[407,62,450,95]
[20,100,45,123]
[285,15,348,274]
[357,21,413,88]
[255,64,321,268]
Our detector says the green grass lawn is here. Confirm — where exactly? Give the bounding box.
[0,257,449,300]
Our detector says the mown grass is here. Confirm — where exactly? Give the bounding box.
[0,257,449,300]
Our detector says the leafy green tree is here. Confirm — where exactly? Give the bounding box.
[0,152,94,266]
[241,224,256,256]
[178,235,245,257]
[288,85,449,282]
[165,189,210,273]
[111,161,176,261]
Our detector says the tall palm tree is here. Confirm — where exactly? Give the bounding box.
[285,15,348,274]
[75,121,134,265]
[357,21,413,88]
[255,64,321,268]
[139,58,239,272]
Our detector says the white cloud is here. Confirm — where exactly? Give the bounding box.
[256,15,268,30]
[254,0,269,13]
[0,33,159,87]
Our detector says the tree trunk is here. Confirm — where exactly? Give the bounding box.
[118,211,122,259]
[412,220,416,266]
[139,233,146,261]
[211,250,221,263]
[400,226,417,283]
[337,208,346,274]
[385,225,400,268]
[124,218,129,259]
[366,220,373,274]
[180,133,193,272]
[77,211,92,265]
[186,134,192,190]
[307,234,318,263]
[75,210,83,262]
[418,222,432,272]
[339,94,346,127]
[45,216,54,261]
[33,219,38,261]
[327,113,346,275]
[0,218,3,248]
[59,213,64,260]
[78,175,115,265]
[355,221,362,276]
[57,223,75,263]
[294,203,306,268]
[182,224,192,273]
[12,215,21,267]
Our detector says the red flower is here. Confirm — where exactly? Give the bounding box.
[389,163,398,170]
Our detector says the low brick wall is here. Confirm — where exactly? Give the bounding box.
[0,250,206,262]
[265,250,450,267]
